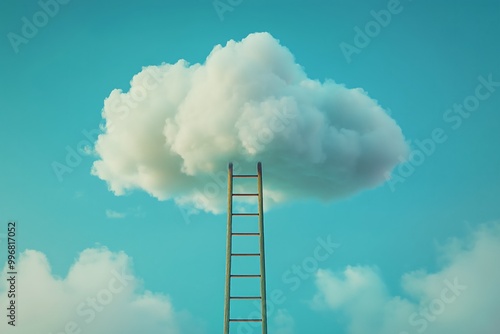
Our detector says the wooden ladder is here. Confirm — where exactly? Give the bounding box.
[223,162,268,334]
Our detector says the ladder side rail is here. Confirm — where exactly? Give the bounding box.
[257,162,268,334]
[223,163,234,334]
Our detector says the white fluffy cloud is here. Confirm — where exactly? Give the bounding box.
[312,222,500,334]
[0,248,202,334]
[272,309,295,334]
[92,32,407,213]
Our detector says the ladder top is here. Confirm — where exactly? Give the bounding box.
[228,161,262,171]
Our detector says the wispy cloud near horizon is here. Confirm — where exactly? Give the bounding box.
[312,222,500,334]
[0,247,204,334]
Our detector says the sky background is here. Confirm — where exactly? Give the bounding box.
[1,1,500,333]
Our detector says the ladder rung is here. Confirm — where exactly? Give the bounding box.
[230,296,261,300]
[229,319,262,322]
[233,174,258,178]
[232,213,259,216]
[231,253,260,257]
[231,274,261,278]
[232,233,260,236]
[232,193,259,196]
[231,253,260,256]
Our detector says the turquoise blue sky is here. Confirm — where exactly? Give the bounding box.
[1,1,500,333]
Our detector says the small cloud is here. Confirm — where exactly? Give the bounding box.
[129,206,146,218]
[273,309,295,334]
[106,210,126,219]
